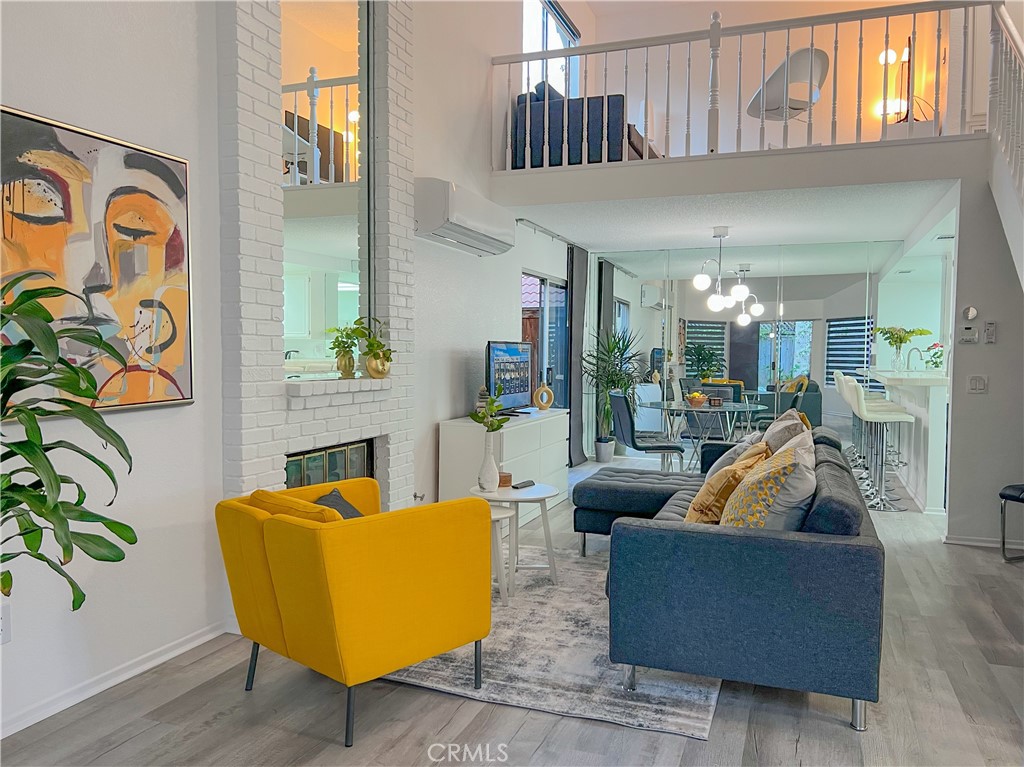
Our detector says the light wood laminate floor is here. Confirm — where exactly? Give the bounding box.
[4,458,1022,767]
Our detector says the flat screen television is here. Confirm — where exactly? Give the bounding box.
[486,341,532,411]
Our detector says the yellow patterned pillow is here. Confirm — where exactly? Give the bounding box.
[719,447,799,528]
[685,443,771,524]
[798,411,812,430]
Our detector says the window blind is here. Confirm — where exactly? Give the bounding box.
[684,320,727,377]
[825,316,883,391]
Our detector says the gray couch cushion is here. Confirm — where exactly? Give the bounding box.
[573,468,704,514]
[801,461,865,536]
[811,426,843,451]
[654,488,701,522]
[814,444,851,473]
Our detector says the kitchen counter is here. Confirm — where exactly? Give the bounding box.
[855,368,949,387]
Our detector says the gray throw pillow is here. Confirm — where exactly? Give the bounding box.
[315,489,363,520]
[763,409,808,454]
[706,431,763,479]
[763,430,816,531]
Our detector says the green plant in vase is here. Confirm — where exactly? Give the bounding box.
[581,328,643,462]
[1,272,135,610]
[327,324,360,378]
[468,384,509,491]
[683,342,725,380]
[353,317,394,379]
[874,326,930,372]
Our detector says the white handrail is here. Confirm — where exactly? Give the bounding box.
[282,74,358,93]
[996,3,1024,66]
[280,68,359,187]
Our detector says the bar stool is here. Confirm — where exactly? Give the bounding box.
[999,485,1024,562]
[850,380,914,512]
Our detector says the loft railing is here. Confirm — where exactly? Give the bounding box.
[990,4,1024,202]
[491,0,998,171]
[281,67,360,187]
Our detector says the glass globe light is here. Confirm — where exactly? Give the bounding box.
[707,292,725,312]
[750,302,765,317]
[692,272,712,291]
[730,282,750,301]
[737,312,751,327]
[722,294,736,309]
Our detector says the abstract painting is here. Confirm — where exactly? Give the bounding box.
[2,107,192,410]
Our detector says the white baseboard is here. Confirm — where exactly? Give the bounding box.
[1,621,229,737]
[942,534,1024,548]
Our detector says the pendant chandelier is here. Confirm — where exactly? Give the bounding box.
[691,226,765,321]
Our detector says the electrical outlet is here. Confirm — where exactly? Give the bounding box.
[967,375,988,394]
[1,601,10,645]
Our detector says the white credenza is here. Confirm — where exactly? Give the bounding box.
[439,409,569,523]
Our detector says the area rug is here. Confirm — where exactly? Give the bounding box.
[385,546,722,740]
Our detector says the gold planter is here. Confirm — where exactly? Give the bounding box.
[336,352,356,379]
[364,356,391,379]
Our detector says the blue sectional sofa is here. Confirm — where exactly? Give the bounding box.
[574,429,884,730]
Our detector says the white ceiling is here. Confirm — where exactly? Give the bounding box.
[512,180,956,254]
[281,1,358,53]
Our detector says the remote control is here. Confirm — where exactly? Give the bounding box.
[511,480,535,489]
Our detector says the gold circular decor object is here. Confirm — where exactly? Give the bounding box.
[533,383,554,410]
[336,352,356,379]
[365,357,391,379]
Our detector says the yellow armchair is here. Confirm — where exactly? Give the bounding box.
[215,478,491,746]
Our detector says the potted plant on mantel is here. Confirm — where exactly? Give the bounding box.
[582,329,643,463]
[468,384,510,491]
[1,273,136,610]
[874,326,930,372]
[327,324,360,379]
[353,317,394,379]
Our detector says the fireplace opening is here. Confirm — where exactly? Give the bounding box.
[285,439,374,488]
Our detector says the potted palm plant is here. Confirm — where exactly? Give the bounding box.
[582,328,643,462]
[2,272,136,610]
[683,342,725,381]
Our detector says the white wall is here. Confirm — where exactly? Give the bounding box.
[1,1,227,734]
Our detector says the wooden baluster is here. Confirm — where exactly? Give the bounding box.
[960,7,969,134]
[831,22,839,145]
[543,55,550,167]
[344,85,351,183]
[760,31,767,150]
[307,67,319,184]
[857,20,864,143]
[665,46,672,158]
[882,17,890,141]
[506,63,513,172]
[526,64,532,168]
[807,26,815,146]
[329,86,335,183]
[563,54,570,167]
[736,34,743,152]
[908,14,917,139]
[643,46,650,160]
[934,10,943,137]
[622,50,630,163]
[708,11,722,154]
[292,91,300,185]
[583,54,590,164]
[686,41,692,156]
[603,52,610,162]
[782,28,791,148]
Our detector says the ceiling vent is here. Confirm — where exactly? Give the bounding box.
[934,234,956,241]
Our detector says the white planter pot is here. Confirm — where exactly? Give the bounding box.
[477,432,500,491]
[595,440,615,463]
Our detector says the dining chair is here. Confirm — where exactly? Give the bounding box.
[610,391,687,471]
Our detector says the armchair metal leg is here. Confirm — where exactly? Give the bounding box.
[474,640,482,689]
[345,685,356,747]
[244,642,260,691]
[850,699,867,731]
[579,532,587,558]
[1001,500,1024,562]
[622,664,636,692]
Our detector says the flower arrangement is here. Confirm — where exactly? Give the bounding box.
[874,326,930,352]
[926,342,944,369]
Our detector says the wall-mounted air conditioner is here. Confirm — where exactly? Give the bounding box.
[414,177,516,257]
[640,284,672,310]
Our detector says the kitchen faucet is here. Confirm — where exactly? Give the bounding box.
[906,347,924,370]
[285,349,300,360]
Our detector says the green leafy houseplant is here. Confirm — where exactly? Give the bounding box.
[2,272,136,610]
[874,326,930,352]
[925,342,944,370]
[468,384,510,433]
[684,343,725,380]
[582,328,643,441]
[352,317,394,363]
[326,324,360,357]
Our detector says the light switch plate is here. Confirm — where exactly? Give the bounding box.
[984,321,996,344]
[968,375,988,394]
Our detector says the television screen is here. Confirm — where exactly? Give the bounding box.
[486,341,532,410]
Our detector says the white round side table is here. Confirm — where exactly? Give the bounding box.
[470,483,559,598]
[488,505,515,606]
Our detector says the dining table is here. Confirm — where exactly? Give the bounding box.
[640,400,769,470]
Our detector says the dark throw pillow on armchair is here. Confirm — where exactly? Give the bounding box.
[315,489,364,520]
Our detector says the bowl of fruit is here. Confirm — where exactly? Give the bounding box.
[686,391,708,408]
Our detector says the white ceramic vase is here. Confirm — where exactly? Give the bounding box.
[477,432,500,491]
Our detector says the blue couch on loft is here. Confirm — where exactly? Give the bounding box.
[511,82,656,169]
